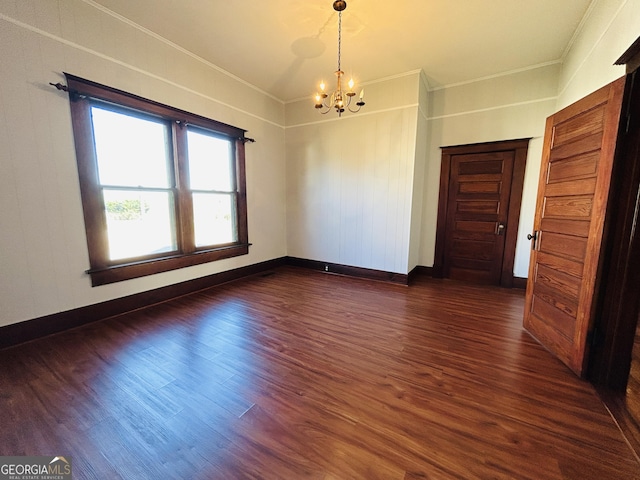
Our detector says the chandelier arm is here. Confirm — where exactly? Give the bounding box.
[343,94,352,109]
[346,94,365,113]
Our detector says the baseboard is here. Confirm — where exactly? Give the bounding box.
[513,277,528,289]
[285,257,409,285]
[0,258,470,350]
[410,265,434,280]
[597,388,640,463]
[0,257,287,350]
[412,266,524,288]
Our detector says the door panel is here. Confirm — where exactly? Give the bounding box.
[537,232,587,261]
[547,152,599,181]
[524,77,626,377]
[545,178,597,196]
[540,218,590,237]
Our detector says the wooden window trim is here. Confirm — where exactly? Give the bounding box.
[65,73,249,286]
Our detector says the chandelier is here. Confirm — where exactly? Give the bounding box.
[314,0,365,116]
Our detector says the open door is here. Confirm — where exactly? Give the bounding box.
[523,77,626,377]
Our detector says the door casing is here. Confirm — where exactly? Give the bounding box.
[590,70,640,389]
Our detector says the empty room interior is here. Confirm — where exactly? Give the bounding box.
[2,0,640,478]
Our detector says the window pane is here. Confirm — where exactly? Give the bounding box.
[92,106,171,188]
[187,129,233,191]
[103,189,176,260]
[193,193,236,247]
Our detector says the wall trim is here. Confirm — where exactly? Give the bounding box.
[0,12,284,129]
[597,388,640,463]
[0,256,408,350]
[0,257,522,350]
[412,265,522,287]
[426,96,557,121]
[556,0,629,102]
[429,60,562,92]
[513,277,528,289]
[409,265,434,283]
[285,103,420,129]
[82,0,283,104]
[285,69,424,105]
[560,0,598,61]
[286,257,409,285]
[0,258,286,350]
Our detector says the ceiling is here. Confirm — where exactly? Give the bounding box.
[92,0,594,102]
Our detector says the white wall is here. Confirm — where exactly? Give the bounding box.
[407,73,430,273]
[285,72,421,274]
[0,0,287,327]
[557,0,640,109]
[419,64,561,277]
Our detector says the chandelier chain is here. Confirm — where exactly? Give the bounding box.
[337,11,342,72]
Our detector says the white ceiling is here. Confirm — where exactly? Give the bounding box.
[91,0,594,102]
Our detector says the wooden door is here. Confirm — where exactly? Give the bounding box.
[443,151,514,284]
[523,77,626,377]
[435,139,529,287]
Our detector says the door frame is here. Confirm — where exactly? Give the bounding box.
[434,138,530,288]
[590,69,640,390]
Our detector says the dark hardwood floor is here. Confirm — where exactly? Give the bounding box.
[628,321,640,430]
[1,266,638,479]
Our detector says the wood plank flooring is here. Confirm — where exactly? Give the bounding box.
[628,320,640,429]
[1,266,638,479]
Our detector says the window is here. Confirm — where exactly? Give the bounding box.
[65,74,249,286]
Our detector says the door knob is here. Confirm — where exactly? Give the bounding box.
[496,223,505,235]
[527,232,537,240]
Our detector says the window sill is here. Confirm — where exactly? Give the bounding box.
[87,243,251,286]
